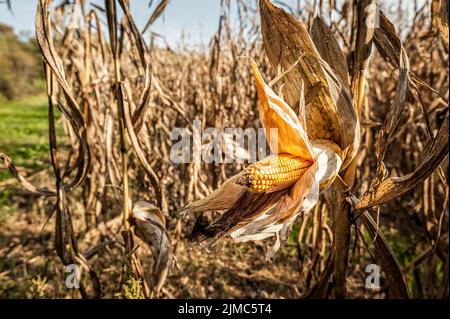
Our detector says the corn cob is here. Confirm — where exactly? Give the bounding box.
[238,154,312,193]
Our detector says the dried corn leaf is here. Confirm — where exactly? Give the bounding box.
[118,0,153,134]
[319,59,360,170]
[180,173,247,215]
[374,10,438,96]
[54,191,76,265]
[356,112,449,210]
[373,11,402,69]
[0,153,55,196]
[374,10,438,141]
[374,47,409,165]
[355,206,409,298]
[121,84,162,208]
[310,17,350,87]
[142,0,170,34]
[130,201,173,295]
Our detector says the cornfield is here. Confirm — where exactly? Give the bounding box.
[0,0,448,299]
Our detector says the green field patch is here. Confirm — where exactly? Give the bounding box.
[0,95,61,181]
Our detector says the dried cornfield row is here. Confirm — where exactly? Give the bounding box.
[0,0,448,299]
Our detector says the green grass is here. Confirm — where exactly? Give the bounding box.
[0,95,52,181]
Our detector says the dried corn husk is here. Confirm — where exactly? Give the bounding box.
[259,0,358,163]
[181,59,343,257]
[130,201,173,295]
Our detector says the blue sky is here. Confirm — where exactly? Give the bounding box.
[0,0,242,46]
[0,0,421,46]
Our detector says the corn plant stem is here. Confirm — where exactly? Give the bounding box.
[356,70,366,119]
[114,57,131,233]
[333,0,376,297]
[354,0,376,118]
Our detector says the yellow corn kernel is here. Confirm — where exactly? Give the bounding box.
[238,154,312,193]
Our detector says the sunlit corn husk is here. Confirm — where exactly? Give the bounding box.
[249,59,315,161]
[259,0,359,168]
[181,58,345,257]
[180,2,363,257]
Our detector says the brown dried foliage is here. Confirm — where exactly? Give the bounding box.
[0,0,448,298]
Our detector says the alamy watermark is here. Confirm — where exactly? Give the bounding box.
[365,264,381,290]
[170,120,278,164]
[65,264,81,289]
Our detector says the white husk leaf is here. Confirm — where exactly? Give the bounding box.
[229,143,342,257]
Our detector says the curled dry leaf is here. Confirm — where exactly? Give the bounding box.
[142,0,170,34]
[356,112,449,211]
[121,85,162,208]
[130,201,173,295]
[373,9,440,152]
[118,0,153,134]
[374,10,439,98]
[374,47,410,167]
[0,153,55,196]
